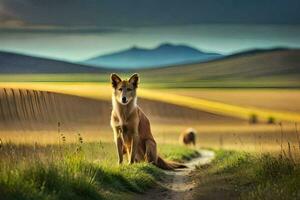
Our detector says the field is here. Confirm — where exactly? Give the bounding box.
[0,84,299,152]
[165,88,300,112]
[0,86,204,199]
[0,79,300,199]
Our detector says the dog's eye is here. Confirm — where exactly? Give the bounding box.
[127,88,132,91]
[118,88,122,91]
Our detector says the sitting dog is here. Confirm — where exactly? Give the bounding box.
[110,73,185,170]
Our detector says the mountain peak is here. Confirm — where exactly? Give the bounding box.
[127,43,200,52]
[156,43,176,48]
[129,45,141,51]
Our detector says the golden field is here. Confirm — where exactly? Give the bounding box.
[0,84,299,156]
[165,88,300,112]
[0,82,299,123]
[1,81,300,200]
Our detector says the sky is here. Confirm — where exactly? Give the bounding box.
[1,0,300,27]
[0,0,300,61]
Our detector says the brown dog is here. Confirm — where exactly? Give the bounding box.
[179,128,197,146]
[110,73,185,170]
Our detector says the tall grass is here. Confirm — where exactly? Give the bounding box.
[193,123,300,199]
[195,148,300,200]
[202,129,300,200]
[0,137,197,200]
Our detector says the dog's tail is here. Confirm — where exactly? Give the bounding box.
[156,155,187,170]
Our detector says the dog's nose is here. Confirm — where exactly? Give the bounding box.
[122,97,127,103]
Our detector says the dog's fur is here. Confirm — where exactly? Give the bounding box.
[179,128,197,146]
[110,73,185,170]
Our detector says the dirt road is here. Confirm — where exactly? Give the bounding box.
[136,150,215,200]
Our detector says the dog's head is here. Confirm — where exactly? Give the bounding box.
[110,73,139,105]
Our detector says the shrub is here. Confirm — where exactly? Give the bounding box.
[249,114,258,124]
[267,116,275,124]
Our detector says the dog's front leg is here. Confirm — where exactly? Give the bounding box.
[129,134,139,164]
[113,126,123,164]
[116,137,124,164]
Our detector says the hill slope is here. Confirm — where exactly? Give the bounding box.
[83,43,222,69]
[138,49,300,87]
[0,51,106,73]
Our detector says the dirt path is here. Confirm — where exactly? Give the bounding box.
[136,150,215,200]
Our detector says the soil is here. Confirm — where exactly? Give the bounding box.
[135,150,215,200]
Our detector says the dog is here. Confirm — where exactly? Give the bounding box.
[179,128,197,146]
[110,73,185,170]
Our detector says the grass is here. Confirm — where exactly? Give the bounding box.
[158,144,199,162]
[0,73,299,88]
[0,141,198,200]
[194,149,300,200]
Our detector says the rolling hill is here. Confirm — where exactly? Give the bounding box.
[137,48,300,87]
[0,51,106,73]
[1,48,299,88]
[83,43,222,69]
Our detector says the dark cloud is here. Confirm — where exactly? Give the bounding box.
[0,0,300,28]
[0,26,124,34]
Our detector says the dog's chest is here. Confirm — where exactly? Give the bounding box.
[115,124,135,145]
[111,106,139,140]
[113,115,136,137]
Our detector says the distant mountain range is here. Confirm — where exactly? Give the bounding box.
[0,51,105,73]
[0,45,299,84]
[83,43,223,69]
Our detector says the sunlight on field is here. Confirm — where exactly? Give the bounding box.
[1,122,299,157]
[1,82,300,157]
[152,123,300,155]
[165,89,300,112]
[1,82,300,123]
[0,82,111,100]
[139,89,300,123]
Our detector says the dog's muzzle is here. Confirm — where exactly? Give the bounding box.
[122,97,127,103]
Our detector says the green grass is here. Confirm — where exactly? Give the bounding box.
[195,150,300,200]
[0,142,197,200]
[158,144,199,162]
[0,73,299,88]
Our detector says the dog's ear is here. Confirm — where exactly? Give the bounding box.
[129,73,139,88]
[110,73,122,88]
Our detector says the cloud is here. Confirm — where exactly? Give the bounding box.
[0,1,27,28]
[0,0,299,29]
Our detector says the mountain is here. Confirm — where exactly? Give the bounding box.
[0,51,106,73]
[83,43,223,69]
[137,48,300,87]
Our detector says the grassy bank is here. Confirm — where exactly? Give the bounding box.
[193,149,300,200]
[0,142,197,200]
